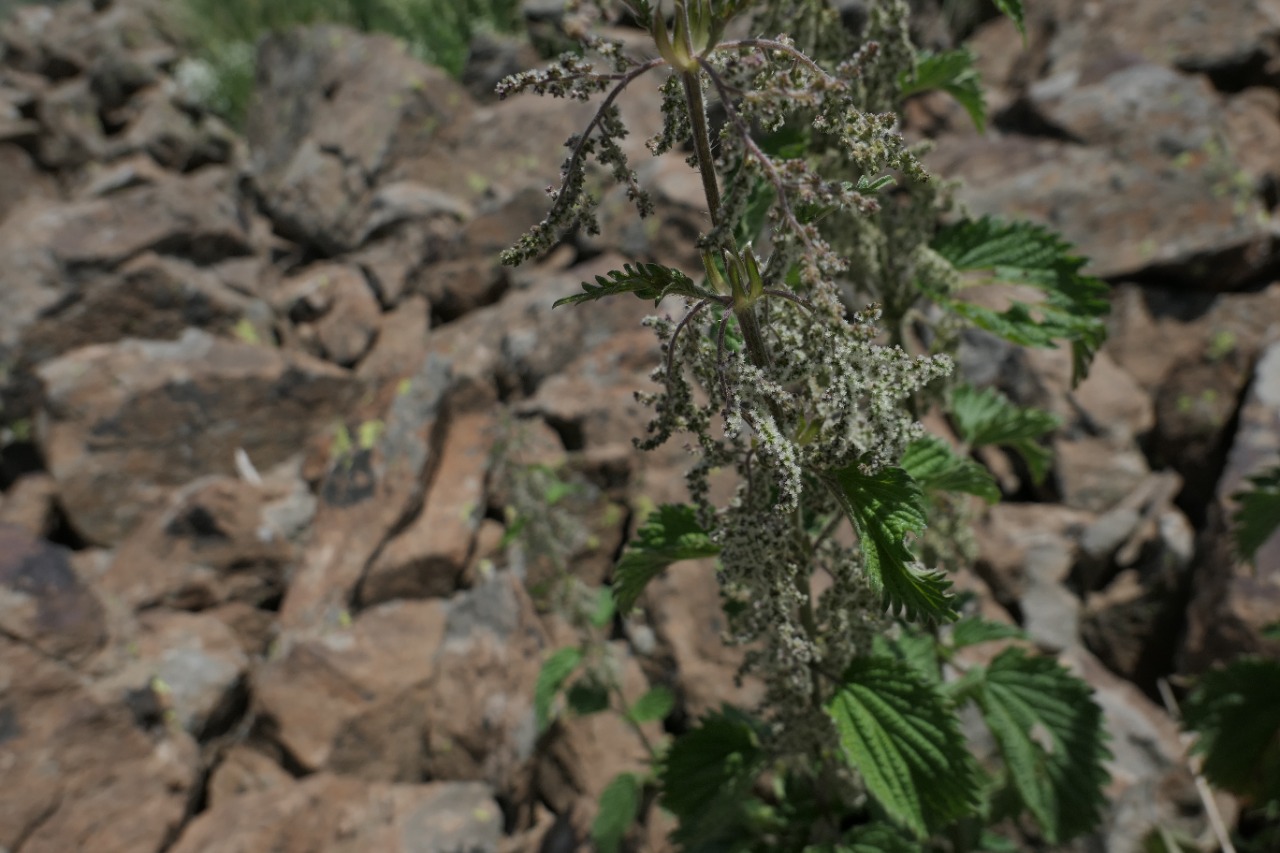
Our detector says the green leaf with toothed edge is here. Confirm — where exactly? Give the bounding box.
[553,262,715,308]
[828,656,981,838]
[900,48,987,132]
[823,462,958,623]
[901,435,1000,503]
[613,504,720,613]
[971,648,1111,842]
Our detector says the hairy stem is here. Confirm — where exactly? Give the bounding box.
[682,66,722,228]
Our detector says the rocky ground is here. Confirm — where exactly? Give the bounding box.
[0,0,1278,851]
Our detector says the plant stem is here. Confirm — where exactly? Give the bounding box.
[682,66,722,229]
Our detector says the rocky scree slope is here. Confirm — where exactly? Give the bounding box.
[0,0,1278,850]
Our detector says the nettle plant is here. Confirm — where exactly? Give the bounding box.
[500,0,1112,849]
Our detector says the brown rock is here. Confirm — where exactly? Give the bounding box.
[1053,436,1151,513]
[171,774,503,853]
[91,608,250,738]
[0,471,58,537]
[420,573,547,802]
[255,599,448,777]
[972,503,1095,646]
[0,143,56,225]
[276,262,382,367]
[0,637,199,853]
[1183,339,1280,670]
[206,744,293,809]
[643,558,765,718]
[248,26,474,253]
[279,356,469,629]
[357,295,431,382]
[359,405,496,606]
[0,522,106,666]
[35,76,106,169]
[1222,87,1280,194]
[36,330,355,544]
[102,475,302,611]
[928,134,1272,285]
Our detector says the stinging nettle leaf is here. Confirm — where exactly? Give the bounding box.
[613,504,720,613]
[828,656,981,838]
[593,772,642,853]
[949,385,1060,485]
[1181,656,1280,802]
[627,685,676,723]
[991,0,1026,35]
[660,707,765,823]
[535,646,583,732]
[566,675,611,717]
[973,648,1111,842]
[1231,464,1280,563]
[900,48,987,132]
[824,463,958,622]
[931,216,1108,385]
[901,435,1000,503]
[948,616,1026,650]
[553,262,715,308]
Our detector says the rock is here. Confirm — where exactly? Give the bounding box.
[247,26,474,253]
[972,503,1094,635]
[414,256,510,322]
[1151,358,1243,507]
[254,598,448,777]
[420,573,546,802]
[101,474,303,611]
[0,471,58,537]
[171,774,503,853]
[275,262,383,367]
[113,83,237,171]
[1024,61,1220,164]
[17,251,265,372]
[1222,87,1280,197]
[356,295,431,383]
[90,608,249,739]
[643,559,765,717]
[358,403,496,607]
[0,637,199,853]
[0,143,57,225]
[1053,436,1152,513]
[206,744,293,809]
[0,522,107,666]
[35,76,106,169]
[927,134,1273,286]
[36,329,355,544]
[1034,0,1280,88]
[279,354,469,629]
[1183,339,1280,670]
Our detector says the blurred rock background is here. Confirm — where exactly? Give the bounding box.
[0,0,1277,850]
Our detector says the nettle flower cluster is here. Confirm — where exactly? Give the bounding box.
[500,0,949,744]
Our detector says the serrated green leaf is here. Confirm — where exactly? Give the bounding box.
[593,772,642,853]
[589,586,617,629]
[991,0,1026,35]
[1232,464,1280,562]
[627,686,675,724]
[949,617,1025,650]
[1182,656,1280,802]
[535,646,583,732]
[553,262,715,308]
[949,385,1060,484]
[974,648,1111,842]
[660,707,765,823]
[828,656,981,838]
[614,504,720,613]
[566,676,611,717]
[932,217,1109,385]
[900,48,986,132]
[901,435,1000,503]
[824,463,958,622]
[805,824,918,853]
[873,629,942,687]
